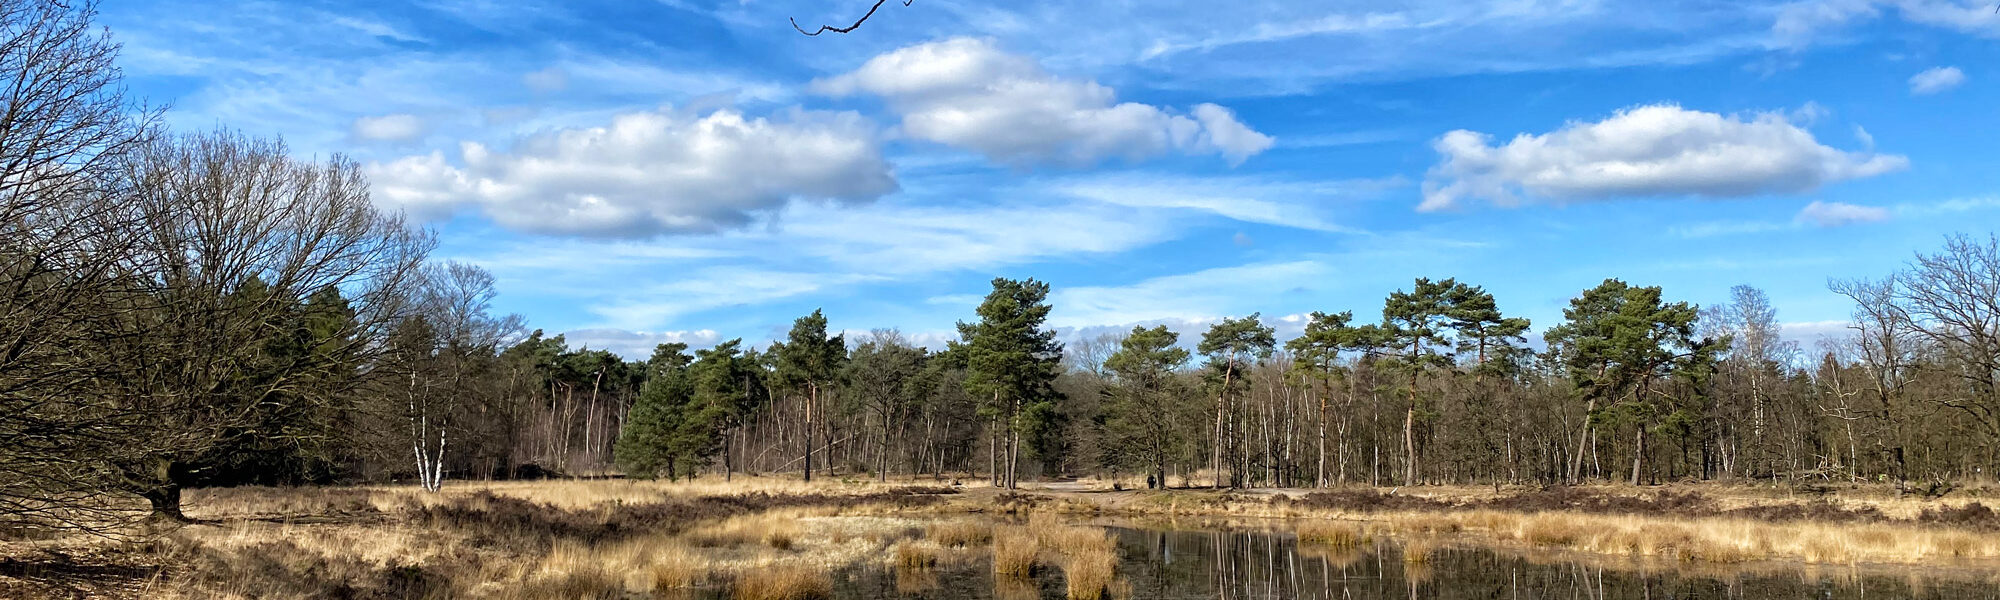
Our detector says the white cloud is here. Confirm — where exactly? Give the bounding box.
[1050,260,1332,328]
[1048,173,1389,233]
[559,328,723,360]
[1795,200,1891,227]
[1668,220,1792,239]
[523,66,570,92]
[815,38,1272,167]
[368,107,897,236]
[585,268,875,331]
[1420,104,1907,211]
[1780,320,1854,350]
[1895,195,2000,216]
[1774,0,2000,47]
[328,15,426,43]
[1893,0,2000,35]
[773,199,1171,275]
[350,113,428,142]
[1141,12,1423,60]
[1909,66,1966,95]
[450,193,1183,334]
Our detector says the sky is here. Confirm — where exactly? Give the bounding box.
[102,0,2000,359]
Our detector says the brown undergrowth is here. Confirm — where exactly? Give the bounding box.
[2,477,957,599]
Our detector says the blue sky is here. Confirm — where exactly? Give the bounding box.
[104,0,2000,358]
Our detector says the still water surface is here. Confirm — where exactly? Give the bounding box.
[826,525,2000,600]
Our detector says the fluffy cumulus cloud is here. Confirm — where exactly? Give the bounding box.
[350,113,427,142]
[1796,200,1891,227]
[1909,66,1967,95]
[367,107,897,237]
[815,38,1272,167]
[1419,104,1908,211]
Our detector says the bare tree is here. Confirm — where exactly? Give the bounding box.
[98,131,431,521]
[397,262,520,492]
[0,0,156,535]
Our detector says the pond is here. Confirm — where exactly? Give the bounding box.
[823,523,2000,600]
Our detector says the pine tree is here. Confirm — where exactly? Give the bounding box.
[775,310,845,482]
[959,278,1064,489]
[615,343,694,479]
[1104,325,1191,488]
[1198,314,1275,488]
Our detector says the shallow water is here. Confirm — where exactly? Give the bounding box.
[828,525,2000,600]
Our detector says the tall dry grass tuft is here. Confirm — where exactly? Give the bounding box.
[1059,538,1117,600]
[686,510,807,549]
[731,564,831,600]
[648,543,708,590]
[1400,537,1437,564]
[992,525,1041,578]
[926,519,993,547]
[1296,521,1364,548]
[893,538,940,570]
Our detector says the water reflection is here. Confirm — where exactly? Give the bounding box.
[835,523,2000,600]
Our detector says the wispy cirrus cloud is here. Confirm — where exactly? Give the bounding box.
[1046,172,1397,234]
[1050,260,1334,328]
[1796,200,1890,227]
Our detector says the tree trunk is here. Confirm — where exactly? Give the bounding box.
[143,482,189,524]
[804,384,816,483]
[1317,385,1328,488]
[1631,425,1646,486]
[1569,397,1597,484]
[1406,362,1419,486]
[1404,405,1418,486]
[1214,363,1234,488]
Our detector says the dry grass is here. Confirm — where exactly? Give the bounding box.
[730,564,830,600]
[1056,530,1117,600]
[991,525,1041,578]
[37,478,2000,600]
[926,519,993,547]
[685,510,808,549]
[650,546,706,590]
[1296,521,1365,548]
[892,539,940,570]
[1400,537,1438,564]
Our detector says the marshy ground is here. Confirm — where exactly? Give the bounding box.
[9,477,2000,599]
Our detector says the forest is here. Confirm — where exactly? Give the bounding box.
[7,0,2000,540]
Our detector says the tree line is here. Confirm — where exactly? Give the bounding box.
[8,0,2000,537]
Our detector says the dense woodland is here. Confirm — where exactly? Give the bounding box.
[7,0,2000,536]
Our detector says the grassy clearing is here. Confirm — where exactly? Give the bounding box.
[16,478,2000,599]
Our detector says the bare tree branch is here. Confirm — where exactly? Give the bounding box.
[790,0,912,36]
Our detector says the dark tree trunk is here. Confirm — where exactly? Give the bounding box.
[143,482,189,523]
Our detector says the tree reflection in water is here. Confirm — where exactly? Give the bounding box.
[831,524,2000,599]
